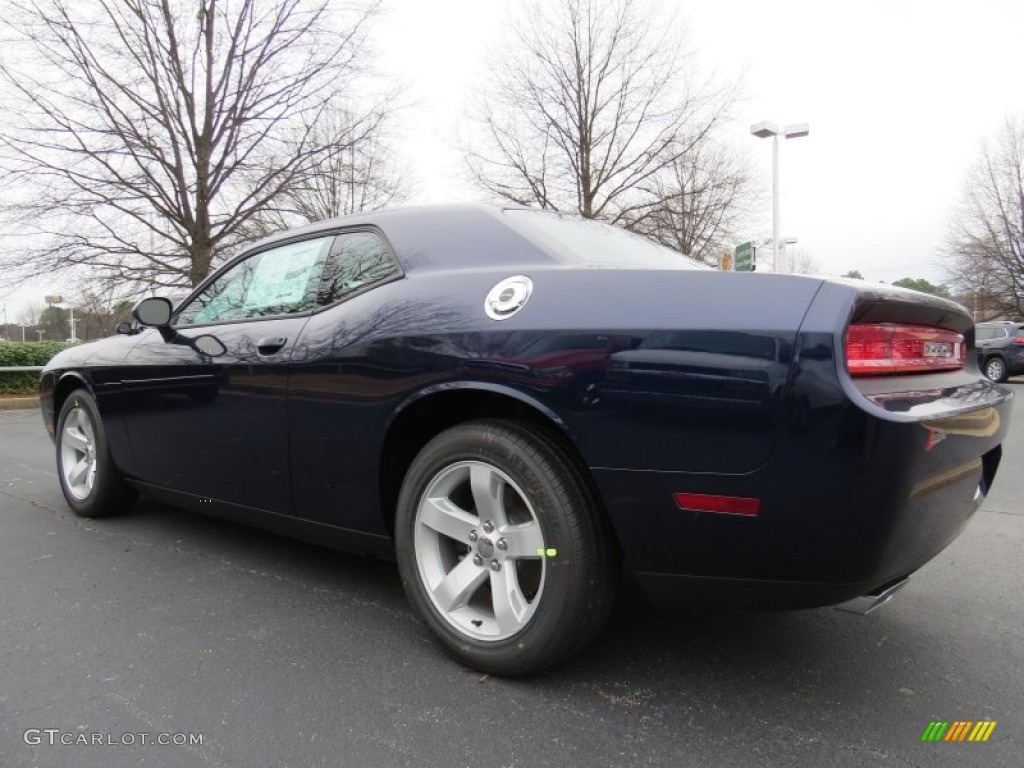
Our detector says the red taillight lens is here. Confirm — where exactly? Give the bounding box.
[1013,337,1024,345]
[845,324,966,376]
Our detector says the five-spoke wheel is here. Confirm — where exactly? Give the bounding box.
[396,419,618,676]
[55,390,137,517]
[414,460,548,641]
[60,403,98,501]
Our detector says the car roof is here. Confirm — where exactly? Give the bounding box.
[246,204,557,274]
[251,203,509,243]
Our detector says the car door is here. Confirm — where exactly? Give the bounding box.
[286,228,405,532]
[118,235,336,513]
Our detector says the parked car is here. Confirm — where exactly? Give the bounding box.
[975,320,1024,382]
[39,205,1013,675]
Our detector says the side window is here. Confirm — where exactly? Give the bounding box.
[318,231,400,306]
[976,327,996,341]
[176,237,334,326]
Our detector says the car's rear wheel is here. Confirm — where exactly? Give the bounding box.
[984,356,1008,383]
[56,389,137,518]
[395,419,618,675]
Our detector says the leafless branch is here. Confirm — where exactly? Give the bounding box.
[463,0,748,259]
[0,0,382,292]
[946,117,1024,317]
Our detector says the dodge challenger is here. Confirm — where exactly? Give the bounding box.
[40,204,1013,675]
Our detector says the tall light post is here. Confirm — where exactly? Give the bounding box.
[751,121,809,274]
[44,294,78,342]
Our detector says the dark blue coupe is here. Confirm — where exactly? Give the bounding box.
[40,205,1013,674]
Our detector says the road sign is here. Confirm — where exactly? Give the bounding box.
[735,242,756,272]
[719,250,733,271]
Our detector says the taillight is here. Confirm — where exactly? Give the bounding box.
[846,324,966,376]
[1014,337,1024,345]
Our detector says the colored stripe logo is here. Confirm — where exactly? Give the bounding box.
[921,721,997,742]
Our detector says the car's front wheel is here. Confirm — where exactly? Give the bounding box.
[395,419,618,676]
[984,356,1008,383]
[56,389,137,518]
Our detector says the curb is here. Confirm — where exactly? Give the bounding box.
[0,397,39,411]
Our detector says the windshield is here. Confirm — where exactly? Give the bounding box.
[504,209,708,270]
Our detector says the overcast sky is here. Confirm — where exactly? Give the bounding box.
[376,0,1024,282]
[4,0,1023,320]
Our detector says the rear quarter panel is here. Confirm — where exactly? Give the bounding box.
[286,268,825,532]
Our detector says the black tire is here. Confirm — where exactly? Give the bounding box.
[395,419,619,676]
[984,356,1008,383]
[55,389,138,518]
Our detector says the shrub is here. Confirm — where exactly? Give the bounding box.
[0,342,72,395]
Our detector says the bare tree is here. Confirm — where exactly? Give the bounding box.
[464,0,741,242]
[0,0,380,291]
[786,246,820,276]
[624,139,756,265]
[16,300,46,327]
[242,99,411,239]
[947,117,1024,317]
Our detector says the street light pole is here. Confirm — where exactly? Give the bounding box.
[772,134,779,271]
[751,121,809,274]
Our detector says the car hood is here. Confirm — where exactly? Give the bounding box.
[43,332,142,372]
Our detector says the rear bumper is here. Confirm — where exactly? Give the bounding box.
[593,376,1011,609]
[631,572,909,611]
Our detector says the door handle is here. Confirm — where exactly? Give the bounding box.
[256,336,288,356]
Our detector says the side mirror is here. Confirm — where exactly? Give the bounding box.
[132,297,173,327]
[193,334,226,357]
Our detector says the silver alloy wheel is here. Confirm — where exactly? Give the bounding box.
[985,357,1006,382]
[60,405,98,501]
[413,460,547,641]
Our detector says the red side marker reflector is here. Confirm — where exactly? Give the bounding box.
[674,492,761,516]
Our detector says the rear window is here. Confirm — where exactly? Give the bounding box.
[977,325,1010,340]
[504,209,707,270]
[976,326,998,341]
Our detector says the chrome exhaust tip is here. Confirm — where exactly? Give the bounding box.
[974,484,986,507]
[836,577,909,616]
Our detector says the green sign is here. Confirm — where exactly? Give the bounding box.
[735,241,756,272]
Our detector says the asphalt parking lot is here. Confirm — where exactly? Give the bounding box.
[1,385,1021,768]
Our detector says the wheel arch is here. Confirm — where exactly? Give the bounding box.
[378,383,611,542]
[47,371,93,437]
